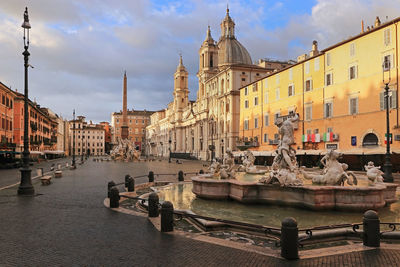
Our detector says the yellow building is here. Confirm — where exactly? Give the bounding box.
[239,16,400,170]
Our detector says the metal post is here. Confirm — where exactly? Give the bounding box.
[18,7,34,195]
[384,83,393,182]
[148,192,159,217]
[127,177,135,192]
[124,174,130,188]
[168,139,172,163]
[161,201,174,232]
[109,186,120,208]
[281,217,299,260]
[148,171,154,183]
[72,109,76,169]
[178,170,184,181]
[107,181,116,198]
[363,210,380,247]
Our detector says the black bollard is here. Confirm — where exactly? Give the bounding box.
[107,181,116,198]
[148,171,154,183]
[178,171,184,182]
[363,210,380,247]
[125,174,130,188]
[109,187,120,208]
[127,177,135,192]
[161,201,174,232]
[199,169,204,174]
[148,193,159,217]
[281,217,299,260]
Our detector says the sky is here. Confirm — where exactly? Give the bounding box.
[0,0,400,122]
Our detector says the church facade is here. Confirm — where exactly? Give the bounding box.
[146,9,290,160]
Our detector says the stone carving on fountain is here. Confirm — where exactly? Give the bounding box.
[220,148,236,179]
[259,112,303,186]
[110,139,141,161]
[300,150,358,186]
[365,161,384,185]
[204,149,236,179]
[237,150,267,174]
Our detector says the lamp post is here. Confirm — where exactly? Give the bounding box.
[168,139,172,163]
[72,109,76,169]
[18,7,34,195]
[382,60,393,182]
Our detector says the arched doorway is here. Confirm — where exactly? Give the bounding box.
[362,133,379,146]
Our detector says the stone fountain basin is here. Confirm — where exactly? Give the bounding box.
[191,176,398,211]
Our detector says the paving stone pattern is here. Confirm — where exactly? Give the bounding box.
[0,159,399,266]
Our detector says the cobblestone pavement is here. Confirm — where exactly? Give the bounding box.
[0,159,400,266]
[0,157,72,188]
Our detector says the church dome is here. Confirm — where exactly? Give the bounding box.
[218,38,252,65]
[217,7,252,66]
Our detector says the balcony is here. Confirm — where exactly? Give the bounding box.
[236,138,259,151]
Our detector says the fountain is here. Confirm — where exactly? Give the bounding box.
[110,139,141,161]
[191,112,398,211]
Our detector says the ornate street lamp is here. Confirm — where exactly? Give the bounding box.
[382,60,393,182]
[18,7,34,195]
[71,109,76,169]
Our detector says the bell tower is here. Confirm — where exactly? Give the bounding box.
[173,55,189,120]
[197,26,218,99]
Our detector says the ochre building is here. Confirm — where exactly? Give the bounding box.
[240,16,400,169]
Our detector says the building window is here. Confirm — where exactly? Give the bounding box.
[314,57,320,71]
[244,119,249,130]
[263,133,268,143]
[384,28,391,46]
[276,74,280,84]
[349,97,358,115]
[305,105,312,121]
[380,90,397,110]
[265,92,268,104]
[306,129,312,135]
[288,85,294,97]
[244,87,248,95]
[305,79,312,92]
[274,112,280,124]
[264,114,269,126]
[254,97,259,106]
[324,102,333,118]
[326,73,333,86]
[254,117,258,129]
[349,65,357,80]
[305,61,310,74]
[289,69,293,80]
[252,83,258,92]
[326,53,331,66]
[244,100,249,108]
[242,78,246,82]
[350,43,355,57]
[383,54,393,71]
[275,88,280,100]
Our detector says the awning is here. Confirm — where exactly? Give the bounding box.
[43,150,65,155]
[29,151,44,155]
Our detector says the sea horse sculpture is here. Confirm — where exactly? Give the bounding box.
[300,150,357,186]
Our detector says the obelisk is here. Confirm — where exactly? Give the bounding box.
[121,71,129,140]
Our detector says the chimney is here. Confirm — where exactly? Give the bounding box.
[361,20,364,33]
[375,16,381,27]
[309,40,319,57]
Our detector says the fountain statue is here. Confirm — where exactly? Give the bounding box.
[364,161,384,185]
[259,112,303,186]
[110,139,141,161]
[300,150,358,185]
[237,150,267,174]
[220,148,236,179]
[205,149,236,179]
